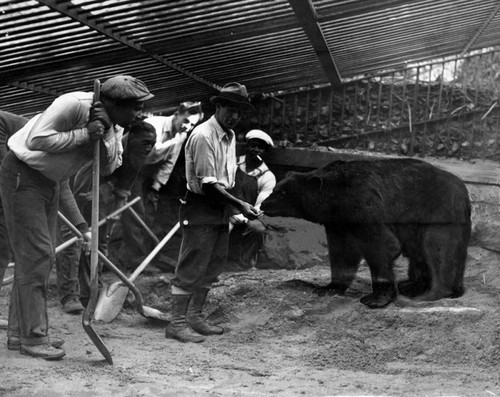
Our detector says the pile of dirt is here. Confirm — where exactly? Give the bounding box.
[1,238,500,396]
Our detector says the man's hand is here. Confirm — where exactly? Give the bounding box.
[90,101,112,130]
[229,214,248,225]
[81,231,92,254]
[87,120,105,141]
[239,201,263,221]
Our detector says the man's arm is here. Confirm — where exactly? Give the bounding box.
[254,171,277,210]
[26,95,92,152]
[58,178,89,234]
[203,182,262,220]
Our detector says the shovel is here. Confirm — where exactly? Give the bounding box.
[58,212,171,323]
[93,222,180,323]
[81,79,113,364]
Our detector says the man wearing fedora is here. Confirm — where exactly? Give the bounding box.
[165,82,262,343]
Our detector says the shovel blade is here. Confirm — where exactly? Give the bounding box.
[142,306,171,322]
[82,319,113,364]
[93,283,129,323]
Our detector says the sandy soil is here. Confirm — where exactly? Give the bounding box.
[1,218,500,397]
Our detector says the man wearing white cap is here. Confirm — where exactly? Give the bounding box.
[0,75,153,360]
[165,82,262,343]
[228,129,276,269]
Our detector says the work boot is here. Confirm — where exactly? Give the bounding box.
[165,294,205,343]
[20,343,66,360]
[63,298,84,315]
[8,335,65,351]
[187,288,224,336]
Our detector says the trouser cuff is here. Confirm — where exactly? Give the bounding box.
[20,335,49,346]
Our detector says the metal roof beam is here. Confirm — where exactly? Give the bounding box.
[287,0,342,87]
[316,0,417,22]
[461,1,500,55]
[35,0,220,91]
[9,81,63,97]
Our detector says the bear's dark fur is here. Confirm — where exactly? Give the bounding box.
[261,158,471,308]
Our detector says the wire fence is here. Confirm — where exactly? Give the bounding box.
[241,49,500,160]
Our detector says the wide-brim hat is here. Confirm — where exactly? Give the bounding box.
[210,82,255,112]
[101,75,154,102]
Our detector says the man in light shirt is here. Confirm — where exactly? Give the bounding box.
[165,82,262,343]
[0,75,153,360]
[117,102,203,270]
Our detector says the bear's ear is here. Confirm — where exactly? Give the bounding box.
[301,174,324,191]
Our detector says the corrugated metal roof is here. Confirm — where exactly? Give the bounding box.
[1,0,500,117]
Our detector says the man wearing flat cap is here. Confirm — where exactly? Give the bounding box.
[165,82,262,343]
[228,129,276,269]
[0,75,153,360]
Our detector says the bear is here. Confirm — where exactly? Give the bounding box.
[260,158,471,309]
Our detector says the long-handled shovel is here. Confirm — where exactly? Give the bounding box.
[81,79,113,364]
[57,212,171,322]
[93,222,180,323]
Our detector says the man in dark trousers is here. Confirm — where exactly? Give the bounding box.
[165,82,262,343]
[0,75,153,360]
[0,110,29,330]
[228,129,276,269]
[117,102,203,270]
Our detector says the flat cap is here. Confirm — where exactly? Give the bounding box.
[101,75,154,101]
[245,129,274,147]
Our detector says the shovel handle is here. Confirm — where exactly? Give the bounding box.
[128,222,180,283]
[81,79,113,365]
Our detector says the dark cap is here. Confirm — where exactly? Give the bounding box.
[210,82,254,112]
[101,75,154,102]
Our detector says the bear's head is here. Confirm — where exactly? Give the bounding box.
[261,171,325,222]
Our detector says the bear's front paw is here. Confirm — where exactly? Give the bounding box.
[360,293,394,309]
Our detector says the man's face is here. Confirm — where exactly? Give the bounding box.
[246,139,268,162]
[107,100,145,128]
[128,131,156,168]
[172,111,203,134]
[215,104,243,130]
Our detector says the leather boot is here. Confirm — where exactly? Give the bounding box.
[20,343,65,360]
[8,335,65,351]
[165,294,205,343]
[187,288,224,336]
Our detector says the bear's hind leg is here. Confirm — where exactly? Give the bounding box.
[398,260,430,298]
[416,225,467,301]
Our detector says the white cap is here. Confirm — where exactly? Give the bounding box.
[245,129,274,148]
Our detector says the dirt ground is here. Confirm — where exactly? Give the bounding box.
[1,217,500,397]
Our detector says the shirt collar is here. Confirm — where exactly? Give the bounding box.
[211,115,234,143]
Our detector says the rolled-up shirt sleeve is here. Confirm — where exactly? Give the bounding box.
[255,171,277,210]
[191,133,218,185]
